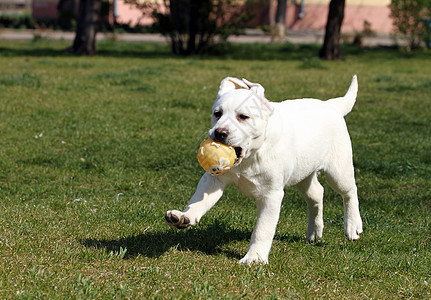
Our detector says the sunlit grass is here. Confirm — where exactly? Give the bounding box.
[0,39,430,298]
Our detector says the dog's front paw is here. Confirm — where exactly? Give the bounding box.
[306,222,324,242]
[344,216,363,241]
[165,210,191,229]
[238,252,268,265]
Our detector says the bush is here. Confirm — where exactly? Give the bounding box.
[389,0,431,49]
[0,14,35,29]
[127,0,255,55]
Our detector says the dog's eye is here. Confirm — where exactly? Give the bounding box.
[238,114,250,121]
[213,111,222,119]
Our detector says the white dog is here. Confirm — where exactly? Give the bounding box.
[165,76,363,265]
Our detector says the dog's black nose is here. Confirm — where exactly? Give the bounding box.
[214,128,229,143]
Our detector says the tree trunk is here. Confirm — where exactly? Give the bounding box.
[169,0,193,55]
[187,0,198,55]
[269,0,276,26]
[71,0,102,55]
[275,0,287,36]
[319,0,345,60]
[168,0,213,55]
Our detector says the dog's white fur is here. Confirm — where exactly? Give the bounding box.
[165,76,362,265]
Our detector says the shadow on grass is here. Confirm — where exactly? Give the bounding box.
[1,39,426,61]
[81,221,250,260]
[0,45,174,59]
[80,221,303,260]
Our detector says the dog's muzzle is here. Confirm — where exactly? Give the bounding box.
[211,128,244,166]
[214,128,229,144]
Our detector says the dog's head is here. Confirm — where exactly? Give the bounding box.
[208,77,273,166]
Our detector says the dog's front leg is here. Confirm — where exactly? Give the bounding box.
[165,172,225,229]
[239,189,284,265]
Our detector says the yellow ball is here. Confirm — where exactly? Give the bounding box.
[197,138,236,175]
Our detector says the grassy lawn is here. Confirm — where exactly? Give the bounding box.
[0,39,430,299]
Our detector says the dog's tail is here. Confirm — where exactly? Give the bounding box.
[327,75,358,116]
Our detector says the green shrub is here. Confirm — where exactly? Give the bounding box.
[0,14,34,29]
[127,0,255,55]
[389,0,431,49]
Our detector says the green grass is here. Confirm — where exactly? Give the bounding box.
[0,39,430,299]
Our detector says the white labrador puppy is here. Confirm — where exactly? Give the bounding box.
[165,76,363,265]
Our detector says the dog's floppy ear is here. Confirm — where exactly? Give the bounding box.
[218,77,266,98]
[218,77,250,95]
[241,78,265,98]
[218,77,273,116]
[242,78,273,116]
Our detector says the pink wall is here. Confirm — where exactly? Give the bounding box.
[32,0,58,19]
[31,1,394,34]
[115,2,152,26]
[114,2,394,34]
[287,4,393,33]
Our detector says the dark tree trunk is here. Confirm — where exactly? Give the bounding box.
[168,0,212,55]
[71,0,102,55]
[319,0,345,60]
[275,0,286,29]
[187,0,198,55]
[269,0,287,40]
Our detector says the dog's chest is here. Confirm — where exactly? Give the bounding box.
[231,167,275,198]
[235,175,259,197]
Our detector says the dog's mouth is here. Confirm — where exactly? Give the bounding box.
[209,132,244,167]
[234,147,243,166]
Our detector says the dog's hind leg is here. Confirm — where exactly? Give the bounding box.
[296,173,324,242]
[325,153,363,241]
